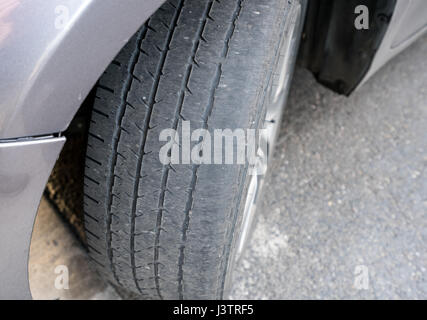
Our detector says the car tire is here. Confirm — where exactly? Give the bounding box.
[83,0,304,299]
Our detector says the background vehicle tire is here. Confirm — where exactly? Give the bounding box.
[83,0,304,299]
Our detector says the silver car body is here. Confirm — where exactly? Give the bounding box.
[0,0,425,299]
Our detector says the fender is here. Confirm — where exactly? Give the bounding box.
[0,0,166,139]
[0,136,64,299]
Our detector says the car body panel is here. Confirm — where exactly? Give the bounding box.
[0,137,65,299]
[358,0,427,88]
[0,0,165,140]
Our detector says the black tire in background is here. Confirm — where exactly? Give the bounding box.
[83,0,301,299]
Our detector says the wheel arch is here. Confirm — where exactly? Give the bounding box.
[0,0,166,140]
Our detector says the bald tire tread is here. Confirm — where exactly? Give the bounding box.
[84,0,292,299]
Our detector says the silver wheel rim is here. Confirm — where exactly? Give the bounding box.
[234,2,304,263]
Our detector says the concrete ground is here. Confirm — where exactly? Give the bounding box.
[29,198,120,300]
[30,34,426,300]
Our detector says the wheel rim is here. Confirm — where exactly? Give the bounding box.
[233,1,304,264]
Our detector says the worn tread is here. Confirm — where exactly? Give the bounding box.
[84,0,293,299]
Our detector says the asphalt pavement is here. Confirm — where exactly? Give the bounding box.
[230,34,427,299]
